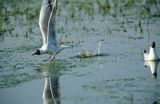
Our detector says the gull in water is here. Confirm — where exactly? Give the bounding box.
[143,41,159,61]
[32,0,68,61]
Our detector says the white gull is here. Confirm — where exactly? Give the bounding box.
[33,0,68,61]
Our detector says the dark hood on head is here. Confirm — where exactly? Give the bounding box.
[151,42,156,48]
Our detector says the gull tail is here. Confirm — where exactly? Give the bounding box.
[55,44,69,55]
[60,44,70,48]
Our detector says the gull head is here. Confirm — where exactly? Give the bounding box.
[151,41,156,48]
[32,49,41,55]
[153,72,157,78]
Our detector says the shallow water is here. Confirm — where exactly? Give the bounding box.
[0,0,160,104]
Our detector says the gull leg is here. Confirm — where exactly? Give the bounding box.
[50,55,56,61]
[43,56,52,61]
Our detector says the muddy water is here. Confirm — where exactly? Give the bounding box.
[0,0,160,104]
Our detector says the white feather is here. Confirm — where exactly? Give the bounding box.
[143,42,159,61]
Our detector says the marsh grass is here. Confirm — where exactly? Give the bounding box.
[0,0,159,41]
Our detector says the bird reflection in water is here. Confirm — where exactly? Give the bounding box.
[144,60,159,78]
[40,67,60,104]
[43,76,60,104]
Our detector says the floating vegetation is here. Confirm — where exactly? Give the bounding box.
[57,27,65,34]
[0,24,4,36]
[58,38,65,44]
[128,36,144,40]
[77,50,94,58]
[79,1,93,15]
[96,0,110,15]
[76,41,102,59]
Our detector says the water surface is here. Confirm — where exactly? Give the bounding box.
[0,0,160,104]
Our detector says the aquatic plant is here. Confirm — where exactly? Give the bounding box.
[96,0,110,15]
[78,50,94,58]
[77,41,101,59]
[0,24,4,36]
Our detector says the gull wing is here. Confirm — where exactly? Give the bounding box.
[39,0,53,46]
[47,0,58,47]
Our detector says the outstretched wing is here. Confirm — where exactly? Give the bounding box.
[47,0,58,46]
[39,0,53,46]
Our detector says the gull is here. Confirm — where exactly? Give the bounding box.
[143,41,159,61]
[32,0,68,61]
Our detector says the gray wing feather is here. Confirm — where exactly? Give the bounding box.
[39,0,53,46]
[47,0,58,46]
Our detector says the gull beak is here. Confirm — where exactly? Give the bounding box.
[32,50,40,56]
[32,53,36,56]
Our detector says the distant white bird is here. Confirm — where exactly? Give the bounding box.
[32,0,68,61]
[143,41,159,61]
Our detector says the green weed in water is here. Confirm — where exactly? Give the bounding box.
[128,36,144,40]
[78,50,94,58]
